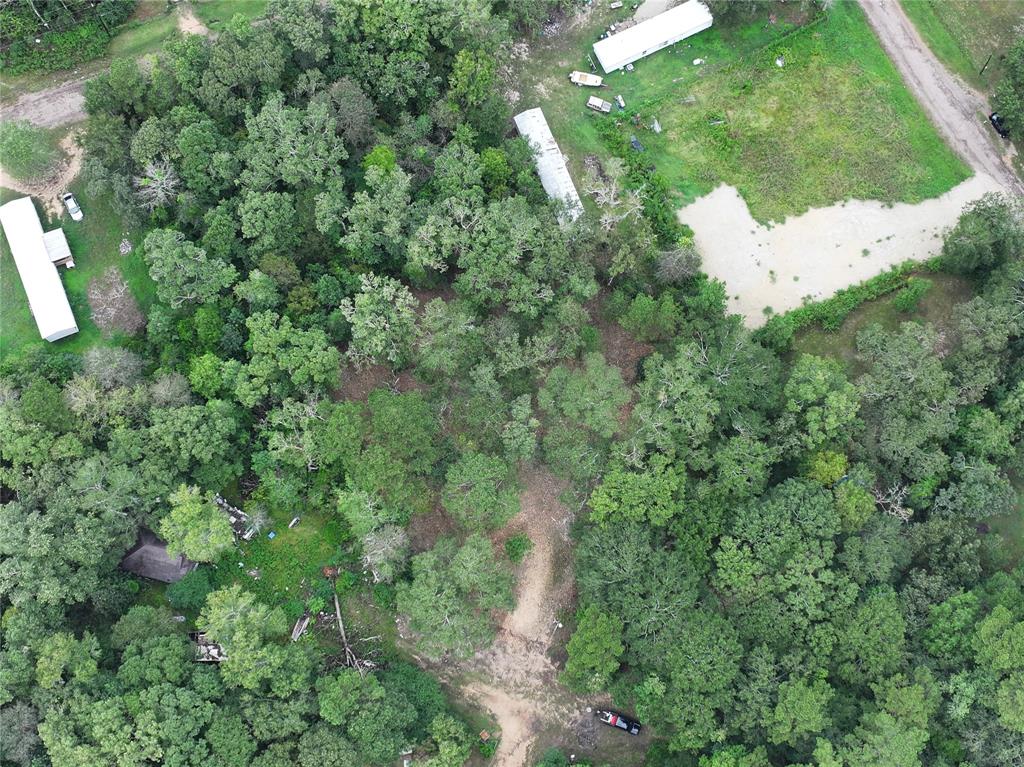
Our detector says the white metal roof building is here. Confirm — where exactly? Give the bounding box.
[593,0,713,73]
[513,108,584,223]
[0,197,78,342]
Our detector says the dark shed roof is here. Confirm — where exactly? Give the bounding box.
[120,528,196,583]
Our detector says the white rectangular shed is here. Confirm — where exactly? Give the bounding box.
[0,197,78,342]
[593,0,713,73]
[513,108,584,223]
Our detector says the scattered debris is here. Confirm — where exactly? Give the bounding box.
[693,57,704,65]
[776,55,785,67]
[189,632,226,663]
[291,614,311,642]
[651,117,662,133]
[616,94,626,109]
[288,516,301,529]
[118,237,133,255]
[630,135,645,152]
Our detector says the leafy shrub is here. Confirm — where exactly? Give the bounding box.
[0,122,59,182]
[166,568,214,612]
[479,739,498,758]
[755,261,925,350]
[619,292,679,342]
[504,533,533,564]
[892,277,933,313]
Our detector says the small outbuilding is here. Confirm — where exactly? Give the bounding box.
[120,528,197,583]
[0,197,78,342]
[593,0,713,73]
[512,108,584,223]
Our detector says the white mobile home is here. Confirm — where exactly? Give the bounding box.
[513,108,584,223]
[593,0,713,73]
[0,197,78,342]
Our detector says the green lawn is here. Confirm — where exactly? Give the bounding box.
[0,180,156,362]
[900,0,1024,91]
[518,2,968,223]
[192,0,268,31]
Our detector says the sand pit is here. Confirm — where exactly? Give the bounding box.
[677,173,1002,326]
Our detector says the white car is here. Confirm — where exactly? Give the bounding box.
[61,192,83,221]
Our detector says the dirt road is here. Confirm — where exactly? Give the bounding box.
[857,0,1022,194]
[3,76,89,128]
[2,3,211,130]
[456,467,585,767]
[0,131,84,217]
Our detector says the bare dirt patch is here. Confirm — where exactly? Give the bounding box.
[87,265,145,337]
[0,132,84,218]
[588,294,653,385]
[177,3,212,37]
[3,77,88,128]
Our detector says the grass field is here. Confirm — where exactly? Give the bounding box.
[0,182,156,361]
[518,2,968,223]
[209,502,350,622]
[900,0,1024,91]
[192,0,268,31]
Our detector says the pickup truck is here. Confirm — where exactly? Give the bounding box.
[596,709,642,735]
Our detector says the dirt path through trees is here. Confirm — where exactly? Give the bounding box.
[457,466,585,767]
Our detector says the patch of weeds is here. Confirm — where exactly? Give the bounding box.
[505,533,533,564]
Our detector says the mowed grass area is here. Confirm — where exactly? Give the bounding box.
[900,0,1024,91]
[0,182,156,361]
[518,2,969,223]
[193,0,268,31]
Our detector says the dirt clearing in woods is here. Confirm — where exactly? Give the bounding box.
[0,132,84,218]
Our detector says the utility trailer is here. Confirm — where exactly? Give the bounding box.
[587,96,613,113]
[570,70,604,87]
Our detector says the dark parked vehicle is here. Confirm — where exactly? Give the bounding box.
[990,112,1010,138]
[596,709,642,735]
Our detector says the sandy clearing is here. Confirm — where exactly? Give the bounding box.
[3,76,88,128]
[0,131,85,218]
[678,173,1001,325]
[634,0,676,23]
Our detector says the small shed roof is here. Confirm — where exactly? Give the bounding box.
[42,228,71,263]
[512,108,583,223]
[120,529,196,583]
[0,197,78,342]
[593,1,713,73]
